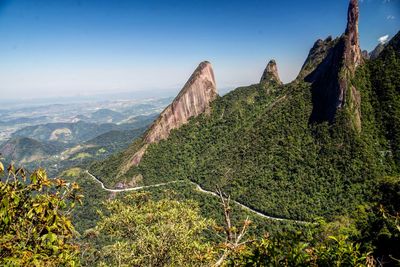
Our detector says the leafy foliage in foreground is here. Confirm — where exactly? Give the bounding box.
[82,193,216,266]
[214,188,371,267]
[0,162,82,266]
[1,161,395,266]
[77,186,374,267]
[355,176,400,265]
[224,231,370,267]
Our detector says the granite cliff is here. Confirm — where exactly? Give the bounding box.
[297,36,337,80]
[127,61,218,168]
[260,59,282,86]
[303,0,362,131]
[369,43,386,60]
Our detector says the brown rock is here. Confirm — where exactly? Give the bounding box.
[362,50,370,60]
[128,61,218,167]
[297,36,337,80]
[369,43,385,60]
[260,59,282,85]
[344,0,363,71]
[303,0,363,131]
[340,0,363,131]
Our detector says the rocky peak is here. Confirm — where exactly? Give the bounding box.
[260,59,282,85]
[340,0,362,131]
[388,31,400,51]
[369,43,386,60]
[344,0,363,72]
[127,61,218,168]
[297,36,337,80]
[370,31,400,60]
[303,0,362,131]
[362,50,370,60]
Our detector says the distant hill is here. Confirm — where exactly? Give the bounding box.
[0,137,63,164]
[0,116,48,126]
[43,127,148,176]
[1,126,148,176]
[85,128,146,151]
[90,109,126,123]
[12,114,156,144]
[0,113,155,174]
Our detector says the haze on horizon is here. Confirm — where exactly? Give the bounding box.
[0,0,398,100]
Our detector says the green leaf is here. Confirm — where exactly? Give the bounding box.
[48,232,57,243]
[31,173,37,184]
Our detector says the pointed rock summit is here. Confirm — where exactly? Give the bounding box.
[344,0,363,71]
[340,0,362,131]
[128,61,218,167]
[297,36,337,80]
[362,50,370,60]
[369,43,386,60]
[260,59,282,85]
[302,0,362,131]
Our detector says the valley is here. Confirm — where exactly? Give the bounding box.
[0,97,171,175]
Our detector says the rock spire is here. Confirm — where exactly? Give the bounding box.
[301,0,362,131]
[260,59,282,85]
[127,61,218,168]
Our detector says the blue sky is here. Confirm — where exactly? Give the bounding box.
[0,0,398,100]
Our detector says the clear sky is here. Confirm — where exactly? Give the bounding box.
[0,0,399,100]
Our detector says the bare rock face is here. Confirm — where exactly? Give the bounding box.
[344,0,363,71]
[297,36,337,80]
[128,61,218,167]
[369,43,386,60]
[362,50,370,60]
[340,0,363,131]
[260,59,282,85]
[304,0,362,131]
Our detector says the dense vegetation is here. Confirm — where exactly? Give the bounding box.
[62,168,306,238]
[91,80,384,222]
[0,163,82,266]
[81,193,215,266]
[1,159,398,266]
[91,34,400,227]
[85,31,400,264]
[366,37,400,168]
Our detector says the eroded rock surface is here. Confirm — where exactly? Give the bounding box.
[128,61,218,167]
[260,59,282,85]
[369,43,386,60]
[304,0,362,131]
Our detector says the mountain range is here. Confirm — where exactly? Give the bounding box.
[1,0,398,265]
[89,0,400,223]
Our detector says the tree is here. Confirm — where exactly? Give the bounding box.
[356,176,400,265]
[211,187,371,266]
[214,187,252,266]
[86,192,216,267]
[222,218,372,267]
[0,161,82,266]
